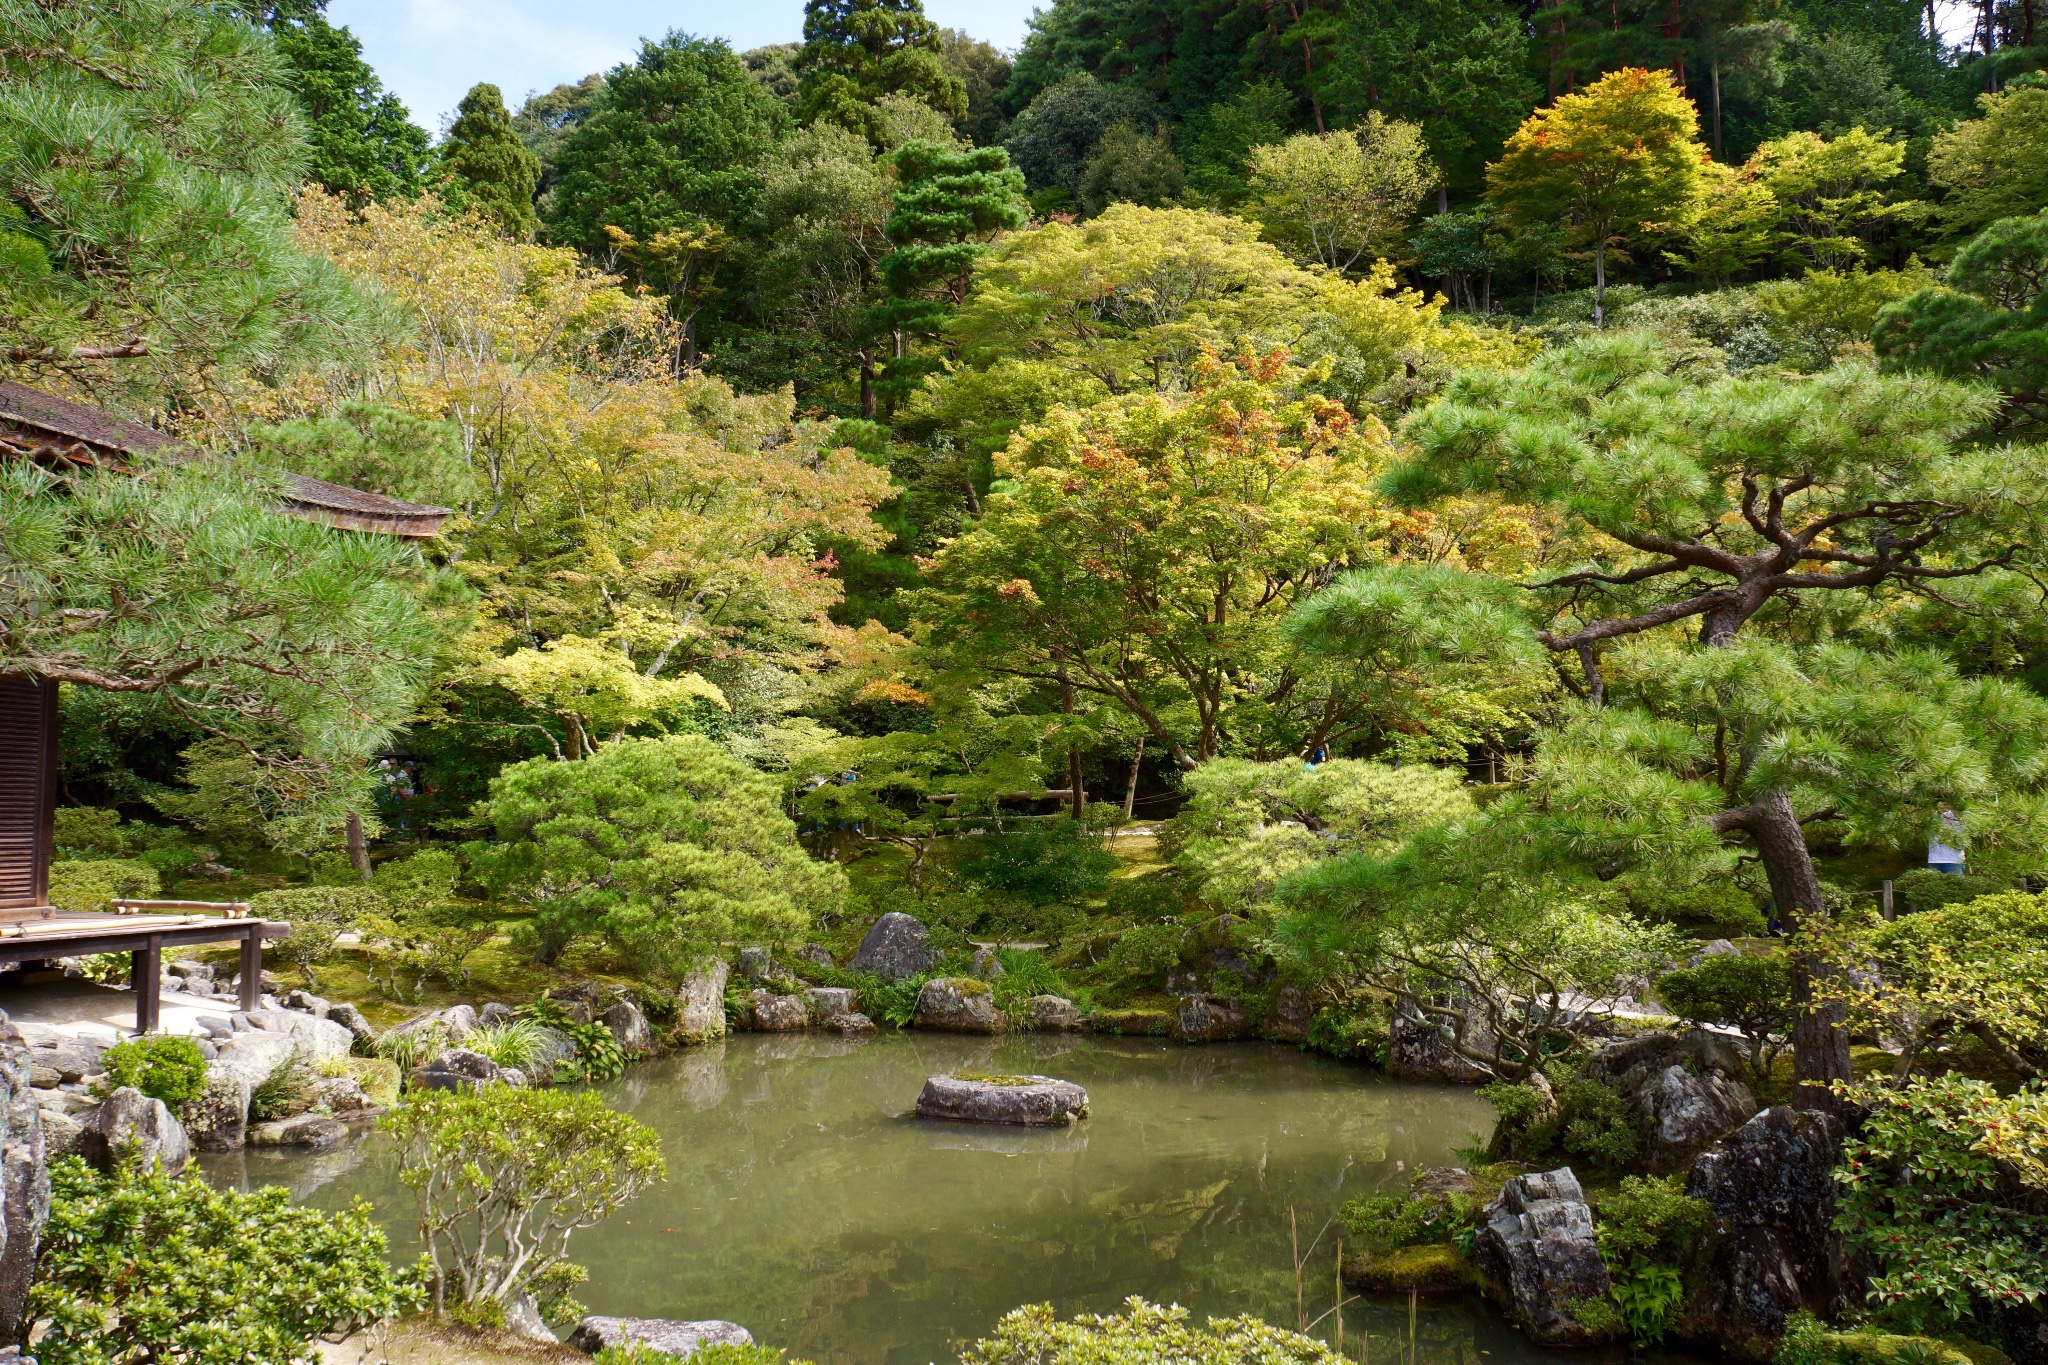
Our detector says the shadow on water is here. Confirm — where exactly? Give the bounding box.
[200,1033,1691,1365]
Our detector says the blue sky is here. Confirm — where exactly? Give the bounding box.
[329,0,1043,135]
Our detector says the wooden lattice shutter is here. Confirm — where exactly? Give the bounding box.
[0,678,56,909]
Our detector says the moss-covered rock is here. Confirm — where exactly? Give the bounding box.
[1342,1244,1480,1294]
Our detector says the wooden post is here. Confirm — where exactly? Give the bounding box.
[239,925,262,1011]
[1882,880,1895,921]
[134,933,162,1033]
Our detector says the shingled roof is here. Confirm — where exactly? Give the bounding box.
[0,379,451,539]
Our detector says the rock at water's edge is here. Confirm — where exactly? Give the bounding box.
[569,1317,755,1357]
[181,1067,250,1153]
[602,999,654,1056]
[1174,993,1250,1043]
[747,992,809,1032]
[1471,1167,1616,1346]
[81,1087,189,1176]
[1026,995,1083,1031]
[912,978,1000,1033]
[915,1074,1089,1126]
[677,959,729,1043]
[1261,985,1312,1043]
[1680,1106,1850,1357]
[0,1022,49,1341]
[1388,1007,1492,1083]
[849,912,933,983]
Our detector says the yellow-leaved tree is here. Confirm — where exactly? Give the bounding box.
[285,193,894,760]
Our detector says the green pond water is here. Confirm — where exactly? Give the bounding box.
[200,1032,1613,1365]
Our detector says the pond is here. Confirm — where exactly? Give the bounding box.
[201,1033,1591,1365]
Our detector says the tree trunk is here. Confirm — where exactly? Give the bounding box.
[345,811,371,882]
[1741,788,1854,1115]
[1593,232,1607,328]
[859,351,876,420]
[1711,58,1723,160]
[1124,737,1145,820]
[1061,675,1084,820]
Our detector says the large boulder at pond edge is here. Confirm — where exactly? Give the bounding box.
[1471,1167,1617,1346]
[569,1318,754,1356]
[1261,986,1312,1043]
[1679,1106,1852,1357]
[411,1048,512,1092]
[0,1021,49,1342]
[81,1087,189,1175]
[245,1010,354,1065]
[676,959,728,1043]
[1174,993,1251,1043]
[1581,1030,1758,1174]
[747,992,809,1032]
[601,999,654,1056]
[209,1030,299,1093]
[180,1066,250,1153]
[849,912,934,983]
[805,987,856,1024]
[248,1113,350,1149]
[912,978,1000,1033]
[915,1074,1089,1126]
[1027,995,1084,1031]
[325,1001,376,1052]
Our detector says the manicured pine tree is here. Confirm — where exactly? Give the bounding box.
[441,83,541,240]
[873,139,1027,404]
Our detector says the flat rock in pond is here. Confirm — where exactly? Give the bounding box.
[568,1317,754,1357]
[915,1073,1088,1126]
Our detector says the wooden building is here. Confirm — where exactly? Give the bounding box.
[0,382,451,1025]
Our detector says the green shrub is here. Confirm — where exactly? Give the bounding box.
[961,1297,1342,1365]
[464,1020,549,1070]
[31,1155,418,1365]
[1338,1188,1474,1252]
[1102,870,1186,922]
[1097,921,1184,984]
[846,972,927,1028]
[47,858,159,912]
[1834,1074,2048,1329]
[1558,1077,1639,1169]
[1307,1000,1389,1062]
[557,1020,627,1083]
[1592,1174,1712,1263]
[384,1086,665,1325]
[100,1035,207,1107]
[959,818,1119,906]
[1622,875,1767,936]
[1479,1079,1557,1158]
[990,949,1089,1024]
[1892,868,2007,916]
[249,1050,314,1122]
[1773,1314,1981,1365]
[1655,953,1793,1088]
[53,807,129,857]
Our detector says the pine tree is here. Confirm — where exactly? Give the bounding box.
[441,84,541,240]
[269,11,432,202]
[874,140,1027,403]
[796,0,966,147]
[0,0,374,403]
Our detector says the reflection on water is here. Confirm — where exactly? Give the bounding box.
[202,1034,1592,1365]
